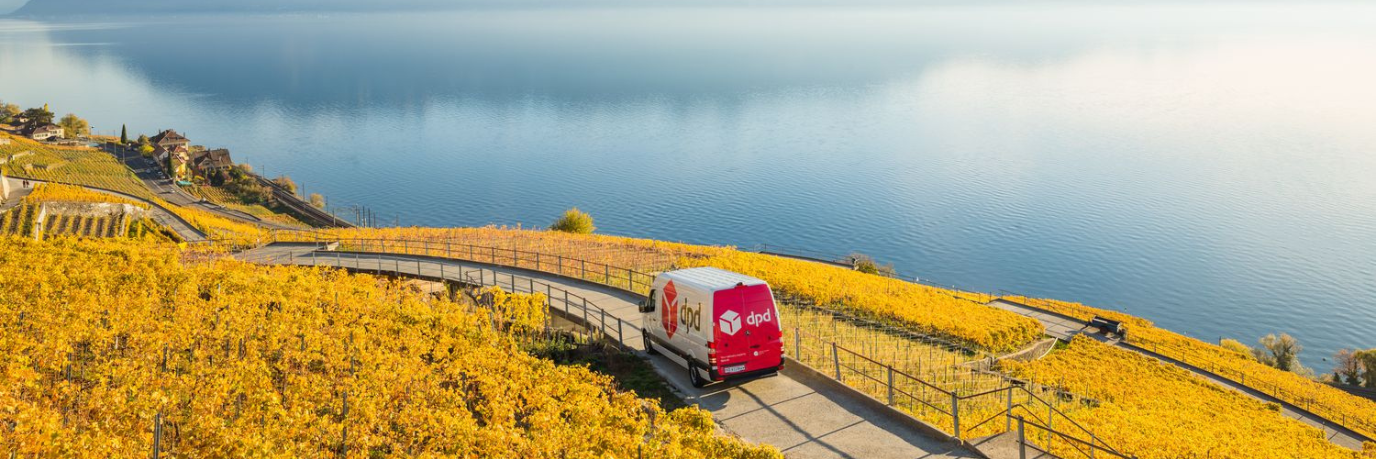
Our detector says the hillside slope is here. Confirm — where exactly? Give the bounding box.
[0,237,778,457]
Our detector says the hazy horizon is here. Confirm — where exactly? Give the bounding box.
[4,0,1371,17]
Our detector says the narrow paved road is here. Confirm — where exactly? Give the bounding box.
[1,176,207,242]
[989,299,1369,450]
[99,143,303,230]
[236,244,984,459]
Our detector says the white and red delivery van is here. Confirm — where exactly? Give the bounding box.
[639,267,784,387]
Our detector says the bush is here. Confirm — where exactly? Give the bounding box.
[550,207,596,234]
[1220,338,1255,360]
[271,175,297,195]
[850,253,896,277]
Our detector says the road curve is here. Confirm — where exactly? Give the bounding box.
[1,176,207,242]
[98,142,305,231]
[235,243,983,459]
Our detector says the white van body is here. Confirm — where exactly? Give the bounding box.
[640,267,784,387]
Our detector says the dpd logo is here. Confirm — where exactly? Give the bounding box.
[746,310,773,327]
[661,281,679,338]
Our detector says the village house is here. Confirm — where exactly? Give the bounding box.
[154,143,192,180]
[28,124,63,141]
[149,129,190,151]
[191,148,234,175]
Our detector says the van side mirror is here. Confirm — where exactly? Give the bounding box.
[640,290,657,313]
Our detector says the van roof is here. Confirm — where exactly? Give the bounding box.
[661,267,768,292]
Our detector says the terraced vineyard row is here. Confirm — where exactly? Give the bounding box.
[1003,338,1373,459]
[0,237,780,458]
[1010,295,1376,442]
[39,213,125,238]
[1,135,155,200]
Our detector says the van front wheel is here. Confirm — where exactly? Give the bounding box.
[643,335,659,355]
[689,364,708,388]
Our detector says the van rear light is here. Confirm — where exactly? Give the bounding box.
[708,341,718,365]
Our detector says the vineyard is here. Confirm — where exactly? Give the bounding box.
[1011,296,1376,442]
[186,184,309,227]
[270,227,1376,457]
[0,183,166,240]
[0,237,780,458]
[161,198,269,244]
[1002,338,1372,459]
[1,135,154,200]
[284,227,1045,352]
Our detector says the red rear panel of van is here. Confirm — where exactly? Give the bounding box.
[713,284,783,378]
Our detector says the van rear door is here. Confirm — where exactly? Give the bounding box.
[713,284,783,377]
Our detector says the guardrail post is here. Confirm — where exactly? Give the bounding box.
[1007,386,1014,432]
[583,298,589,326]
[886,366,895,406]
[601,309,608,336]
[617,318,624,348]
[152,412,163,459]
[794,329,801,360]
[952,392,961,440]
[831,342,841,381]
[1017,415,1025,459]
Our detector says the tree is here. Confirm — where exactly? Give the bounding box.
[21,106,54,127]
[309,193,325,209]
[1357,350,1376,389]
[1333,349,1363,386]
[0,102,20,123]
[58,114,89,138]
[120,124,128,144]
[1253,334,1303,373]
[272,176,298,195]
[137,134,150,146]
[139,144,155,156]
[550,208,596,234]
[210,170,229,187]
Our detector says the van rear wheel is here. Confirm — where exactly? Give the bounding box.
[643,335,659,355]
[689,363,708,388]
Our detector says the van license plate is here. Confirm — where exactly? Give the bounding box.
[724,364,747,374]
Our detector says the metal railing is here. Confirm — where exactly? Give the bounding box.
[243,248,638,351]
[246,236,1133,458]
[788,325,1132,459]
[270,233,659,295]
[997,291,1376,442]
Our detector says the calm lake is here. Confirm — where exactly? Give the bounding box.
[2,4,1374,368]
